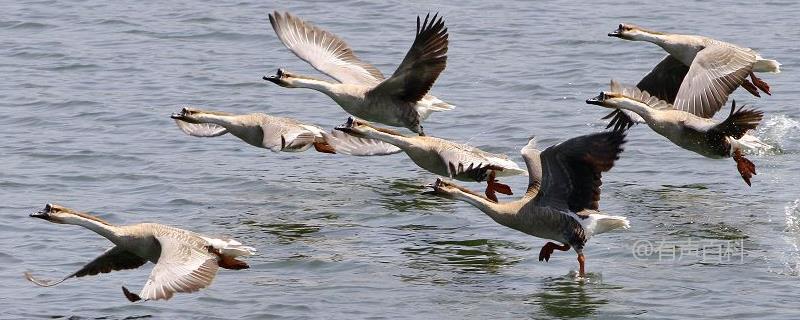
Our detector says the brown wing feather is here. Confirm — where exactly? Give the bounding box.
[25,246,147,287]
[532,132,626,214]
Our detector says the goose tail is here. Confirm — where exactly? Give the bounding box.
[582,214,630,237]
[754,58,781,74]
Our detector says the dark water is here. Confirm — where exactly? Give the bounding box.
[2,0,800,319]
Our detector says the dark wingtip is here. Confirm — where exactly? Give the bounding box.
[122,286,142,302]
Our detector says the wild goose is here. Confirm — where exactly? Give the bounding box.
[335,117,527,202]
[263,11,454,136]
[605,23,780,130]
[587,80,770,186]
[425,132,629,277]
[171,107,401,156]
[25,204,256,302]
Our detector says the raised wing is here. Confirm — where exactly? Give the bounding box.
[322,130,402,156]
[603,56,689,132]
[134,234,219,301]
[174,120,228,137]
[370,13,448,104]
[269,11,384,85]
[673,44,755,118]
[520,137,543,196]
[25,246,147,287]
[532,132,626,214]
[437,144,499,181]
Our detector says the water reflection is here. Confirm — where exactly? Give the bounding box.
[242,220,321,243]
[372,178,449,212]
[526,275,612,318]
[402,238,526,275]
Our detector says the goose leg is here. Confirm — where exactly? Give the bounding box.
[538,242,571,262]
[122,286,142,302]
[740,79,761,97]
[733,149,756,186]
[218,256,250,270]
[750,72,771,96]
[577,254,586,278]
[485,171,513,203]
[313,141,336,154]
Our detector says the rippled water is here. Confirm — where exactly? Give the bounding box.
[2,0,800,319]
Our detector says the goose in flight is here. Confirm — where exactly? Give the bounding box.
[171,107,401,156]
[335,117,526,202]
[605,23,780,130]
[425,132,629,277]
[25,204,256,302]
[588,80,771,186]
[263,11,454,136]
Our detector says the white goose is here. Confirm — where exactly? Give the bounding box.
[25,204,256,302]
[587,80,770,186]
[335,117,526,201]
[171,107,401,156]
[425,132,629,277]
[606,23,780,130]
[263,11,454,136]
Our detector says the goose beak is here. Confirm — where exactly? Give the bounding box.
[608,30,621,38]
[586,94,604,106]
[334,117,357,133]
[421,178,444,196]
[170,112,183,119]
[262,68,285,85]
[30,208,49,220]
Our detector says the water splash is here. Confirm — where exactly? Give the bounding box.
[755,115,800,153]
[782,199,800,276]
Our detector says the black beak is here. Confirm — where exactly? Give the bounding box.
[334,117,358,133]
[170,112,183,119]
[608,29,622,38]
[263,68,285,84]
[586,94,604,106]
[421,182,438,196]
[30,208,49,220]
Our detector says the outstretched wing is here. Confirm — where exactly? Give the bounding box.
[322,130,402,156]
[673,44,755,118]
[532,132,626,214]
[520,137,543,196]
[369,13,448,104]
[174,120,229,137]
[136,234,219,301]
[604,55,690,131]
[269,11,384,85]
[25,246,147,287]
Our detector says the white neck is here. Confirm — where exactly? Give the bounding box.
[290,77,339,97]
[194,113,239,128]
[614,99,657,122]
[631,31,669,46]
[453,190,522,228]
[61,214,120,242]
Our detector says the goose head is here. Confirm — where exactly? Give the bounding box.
[171,107,204,124]
[608,23,657,41]
[586,91,630,109]
[262,68,310,88]
[423,178,481,200]
[31,203,79,224]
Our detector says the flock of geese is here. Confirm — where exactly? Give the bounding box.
[26,11,780,302]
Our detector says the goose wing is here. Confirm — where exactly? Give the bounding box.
[369,13,448,104]
[437,144,502,181]
[25,246,147,287]
[259,123,316,152]
[673,44,756,118]
[269,11,384,85]
[520,137,543,195]
[323,130,402,156]
[604,56,689,131]
[135,234,219,301]
[531,132,626,215]
[174,120,228,137]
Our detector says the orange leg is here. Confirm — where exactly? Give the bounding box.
[538,242,571,262]
[740,79,761,97]
[485,171,513,203]
[733,149,756,186]
[313,141,336,154]
[577,254,586,278]
[750,72,771,96]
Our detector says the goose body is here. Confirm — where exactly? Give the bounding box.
[336,117,526,201]
[25,204,256,302]
[607,23,779,127]
[171,107,401,156]
[426,132,629,277]
[588,80,770,185]
[264,11,454,135]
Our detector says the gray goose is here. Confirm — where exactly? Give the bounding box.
[263,11,454,136]
[335,117,527,202]
[425,132,629,277]
[25,204,256,302]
